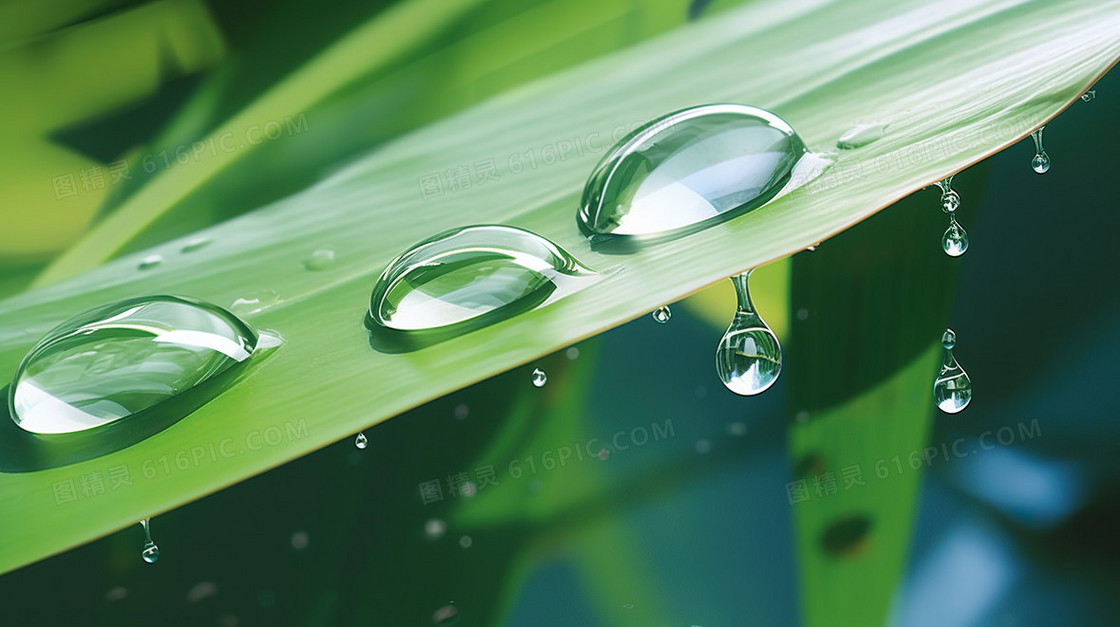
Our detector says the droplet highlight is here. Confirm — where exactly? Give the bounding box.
[139,518,159,564]
[138,254,163,270]
[354,432,368,449]
[942,215,968,257]
[1030,128,1050,174]
[578,104,833,249]
[836,123,887,150]
[230,290,279,316]
[715,271,781,396]
[652,306,672,324]
[8,295,260,435]
[531,368,547,388]
[934,328,972,414]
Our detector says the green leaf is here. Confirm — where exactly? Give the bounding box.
[0,0,1116,578]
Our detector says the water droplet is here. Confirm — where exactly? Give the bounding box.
[716,271,781,396]
[139,518,159,564]
[935,327,971,414]
[652,306,672,324]
[1030,128,1050,174]
[935,177,961,214]
[1081,90,1095,103]
[425,519,447,540]
[367,226,599,347]
[138,254,163,270]
[8,296,260,435]
[290,530,309,550]
[230,290,279,316]
[806,243,819,252]
[454,404,469,420]
[598,448,610,460]
[354,432,368,449]
[531,368,547,388]
[836,123,887,149]
[302,249,336,271]
[433,604,459,625]
[180,237,211,253]
[459,535,473,549]
[565,347,580,360]
[942,215,968,257]
[578,104,833,248]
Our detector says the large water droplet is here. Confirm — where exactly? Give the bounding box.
[715,271,781,396]
[935,327,971,414]
[354,432,368,449]
[8,296,259,434]
[367,226,599,349]
[531,368,547,388]
[140,518,159,564]
[836,123,887,149]
[1030,128,1050,174]
[942,216,968,257]
[652,306,672,324]
[578,104,832,249]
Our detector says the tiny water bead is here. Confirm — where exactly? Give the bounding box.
[139,518,159,564]
[230,289,280,316]
[715,271,782,396]
[652,306,672,324]
[303,248,336,271]
[935,328,972,414]
[354,432,368,449]
[836,123,887,150]
[531,368,547,388]
[367,226,599,342]
[1081,90,1096,102]
[138,254,163,270]
[1030,127,1050,174]
[942,215,969,257]
[578,104,833,248]
[180,236,211,253]
[8,296,260,435]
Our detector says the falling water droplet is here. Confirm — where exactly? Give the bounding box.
[1081,90,1095,103]
[139,518,159,564]
[1030,128,1050,174]
[935,177,960,214]
[652,306,672,324]
[8,296,262,434]
[715,271,781,396]
[531,368,547,388]
[934,328,972,414]
[180,237,212,254]
[230,290,279,316]
[836,123,887,150]
[138,254,163,270]
[578,104,833,248]
[354,432,368,449]
[942,215,969,257]
[302,249,336,271]
[367,226,599,346]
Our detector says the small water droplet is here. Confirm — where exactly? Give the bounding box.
[180,237,211,253]
[935,327,971,414]
[565,347,580,360]
[459,535,473,549]
[695,439,712,454]
[302,249,336,271]
[354,432,368,449]
[934,177,960,213]
[942,215,968,257]
[8,296,261,434]
[579,104,833,249]
[806,243,820,252]
[230,290,279,316]
[425,519,447,540]
[836,123,887,149]
[1081,90,1095,103]
[454,404,469,420]
[138,254,163,270]
[433,604,459,625]
[139,518,159,564]
[598,448,610,460]
[1030,128,1050,174]
[652,306,672,324]
[796,308,809,321]
[531,368,547,388]
[716,271,781,396]
[290,530,309,550]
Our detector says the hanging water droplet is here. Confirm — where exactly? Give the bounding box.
[934,328,972,414]
[715,271,781,396]
[652,306,672,324]
[180,237,212,254]
[806,242,820,252]
[354,432,368,449]
[1081,90,1095,103]
[531,368,547,388]
[138,254,163,270]
[302,249,336,271]
[1030,128,1050,174]
[942,215,968,257]
[935,176,960,214]
[8,296,262,434]
[367,226,599,348]
[230,290,279,316]
[836,123,887,150]
[578,104,833,248]
[139,518,159,564]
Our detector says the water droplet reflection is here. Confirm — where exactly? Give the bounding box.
[531,368,547,388]
[1030,128,1050,174]
[715,271,781,396]
[139,518,159,564]
[934,328,972,414]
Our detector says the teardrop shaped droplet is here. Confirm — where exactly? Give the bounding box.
[715,271,781,396]
[139,518,160,564]
[1081,90,1095,103]
[8,296,260,434]
[531,368,547,388]
[1030,128,1050,174]
[836,123,887,150]
[303,249,336,271]
[652,306,672,324]
[138,254,163,270]
[578,104,833,248]
[942,216,968,257]
[934,176,961,214]
[934,327,971,414]
[367,226,599,348]
[354,432,368,449]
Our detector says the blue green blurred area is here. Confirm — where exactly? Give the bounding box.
[1,1,1119,625]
